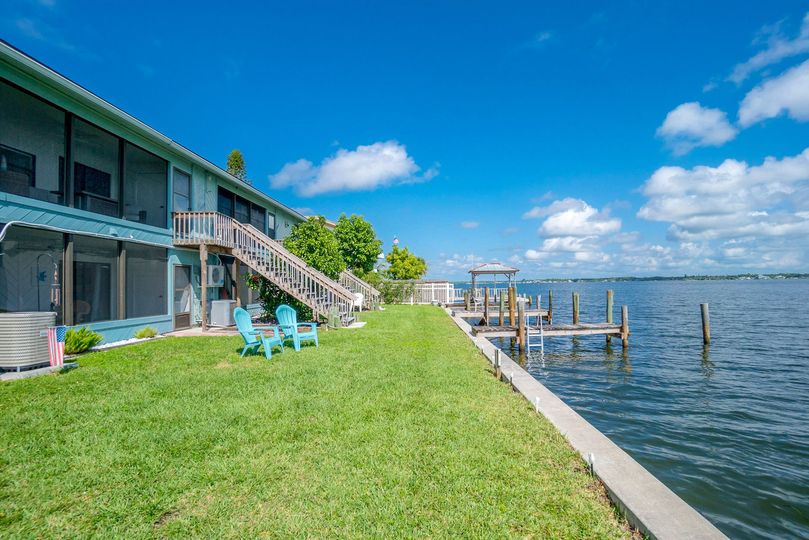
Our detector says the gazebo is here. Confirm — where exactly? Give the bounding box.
[468,262,519,308]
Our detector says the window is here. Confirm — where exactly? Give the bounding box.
[0,81,66,204]
[217,186,233,217]
[250,203,266,233]
[173,168,191,212]
[234,195,250,224]
[217,186,273,236]
[125,243,167,318]
[123,143,167,227]
[73,118,120,217]
[267,212,276,239]
[73,236,118,324]
[0,227,64,323]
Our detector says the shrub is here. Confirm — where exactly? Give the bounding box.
[65,327,103,354]
[134,327,158,339]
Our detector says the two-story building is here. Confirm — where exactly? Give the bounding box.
[0,40,310,343]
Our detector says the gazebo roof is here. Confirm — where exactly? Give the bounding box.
[468,262,519,275]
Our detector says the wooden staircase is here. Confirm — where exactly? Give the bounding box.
[173,211,358,324]
[338,269,381,310]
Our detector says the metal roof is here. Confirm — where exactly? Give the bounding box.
[0,39,306,222]
[468,262,519,275]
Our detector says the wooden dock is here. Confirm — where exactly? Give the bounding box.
[448,285,629,350]
[472,323,622,338]
[451,308,549,319]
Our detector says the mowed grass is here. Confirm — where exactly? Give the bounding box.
[0,305,628,538]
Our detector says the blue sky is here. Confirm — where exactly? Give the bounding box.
[6,0,809,279]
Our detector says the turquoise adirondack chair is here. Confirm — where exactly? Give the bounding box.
[275,304,319,352]
[234,307,284,359]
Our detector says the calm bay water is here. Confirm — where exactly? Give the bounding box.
[473,279,809,539]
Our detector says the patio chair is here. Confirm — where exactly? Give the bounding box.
[275,304,319,352]
[234,307,284,359]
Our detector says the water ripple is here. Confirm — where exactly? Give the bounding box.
[487,279,809,540]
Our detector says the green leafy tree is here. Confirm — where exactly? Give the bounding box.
[226,149,247,181]
[284,217,346,280]
[334,214,382,274]
[247,217,346,321]
[386,245,427,280]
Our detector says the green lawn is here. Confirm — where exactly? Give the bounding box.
[0,305,628,538]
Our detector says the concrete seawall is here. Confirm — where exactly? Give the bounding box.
[447,308,727,540]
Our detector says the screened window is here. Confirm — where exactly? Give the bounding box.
[250,203,266,233]
[0,81,66,204]
[73,118,120,217]
[73,236,118,324]
[234,196,250,224]
[0,226,64,323]
[267,212,276,239]
[173,168,191,212]
[217,187,233,217]
[125,243,167,318]
[123,143,167,228]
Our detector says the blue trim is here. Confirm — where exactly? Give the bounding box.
[77,314,173,344]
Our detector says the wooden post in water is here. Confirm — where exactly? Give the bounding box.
[572,292,580,324]
[701,303,711,345]
[517,298,526,351]
[508,286,516,327]
[499,292,505,326]
[548,289,553,324]
[621,305,629,348]
[464,290,470,311]
[606,289,614,344]
[483,287,490,325]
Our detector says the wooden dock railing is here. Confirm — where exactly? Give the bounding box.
[173,211,356,323]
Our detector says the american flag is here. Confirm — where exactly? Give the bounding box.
[47,326,67,367]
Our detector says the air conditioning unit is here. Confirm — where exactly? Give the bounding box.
[0,312,56,370]
[207,265,226,287]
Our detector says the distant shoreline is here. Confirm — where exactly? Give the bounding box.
[518,273,809,283]
[452,273,809,284]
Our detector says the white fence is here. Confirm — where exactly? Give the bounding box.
[407,282,455,304]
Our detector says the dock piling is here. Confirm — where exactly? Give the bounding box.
[464,290,470,311]
[621,305,629,348]
[701,303,711,345]
[517,299,526,351]
[499,292,505,325]
[483,287,490,325]
[508,286,516,327]
[606,289,614,344]
[572,292,580,325]
[548,289,553,324]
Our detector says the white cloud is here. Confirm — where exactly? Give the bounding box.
[520,198,623,271]
[460,221,479,229]
[730,13,809,83]
[530,31,553,46]
[656,102,738,154]
[525,198,621,237]
[738,59,809,127]
[638,147,809,243]
[269,141,436,197]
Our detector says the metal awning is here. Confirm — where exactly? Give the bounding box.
[468,263,519,276]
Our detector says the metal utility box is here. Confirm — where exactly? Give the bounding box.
[210,300,236,327]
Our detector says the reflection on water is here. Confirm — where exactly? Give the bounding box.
[478,279,809,540]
